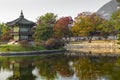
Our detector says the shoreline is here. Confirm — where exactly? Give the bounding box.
[0,49,66,56]
[1,41,120,56]
[65,41,120,54]
[65,51,120,57]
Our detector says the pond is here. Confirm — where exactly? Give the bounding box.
[0,52,120,80]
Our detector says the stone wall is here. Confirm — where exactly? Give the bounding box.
[65,42,120,54]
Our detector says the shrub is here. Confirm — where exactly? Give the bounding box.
[34,41,44,46]
[44,38,65,49]
[19,40,30,47]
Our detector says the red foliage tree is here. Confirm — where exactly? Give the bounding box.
[53,16,73,39]
[1,29,12,41]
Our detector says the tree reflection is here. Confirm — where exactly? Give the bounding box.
[35,54,74,80]
[111,58,120,80]
[73,56,120,80]
[36,60,57,80]
[73,57,96,80]
[0,57,11,71]
[7,60,36,80]
[54,58,74,77]
[0,53,120,80]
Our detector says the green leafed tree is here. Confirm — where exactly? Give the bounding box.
[36,13,57,26]
[110,9,120,44]
[117,0,120,4]
[34,24,53,41]
[98,20,115,40]
[110,10,120,31]
[110,9,120,40]
[34,13,57,42]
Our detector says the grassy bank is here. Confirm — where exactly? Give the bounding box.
[0,44,45,52]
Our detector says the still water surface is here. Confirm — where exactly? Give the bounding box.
[0,52,120,80]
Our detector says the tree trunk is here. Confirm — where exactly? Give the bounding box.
[105,37,107,41]
[87,36,93,43]
[88,38,92,43]
[65,36,69,44]
[115,36,116,40]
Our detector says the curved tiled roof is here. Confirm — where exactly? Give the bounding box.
[97,0,118,20]
[6,11,35,26]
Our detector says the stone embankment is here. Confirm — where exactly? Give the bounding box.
[0,49,66,56]
[65,41,120,54]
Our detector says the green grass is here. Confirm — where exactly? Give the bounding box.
[0,44,45,52]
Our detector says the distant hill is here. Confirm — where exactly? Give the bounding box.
[97,0,118,20]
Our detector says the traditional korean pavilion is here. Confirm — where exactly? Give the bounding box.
[6,11,35,41]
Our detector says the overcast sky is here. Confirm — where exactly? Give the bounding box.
[0,0,111,23]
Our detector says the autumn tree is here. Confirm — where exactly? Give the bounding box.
[53,16,73,39]
[0,23,12,41]
[34,13,57,42]
[71,12,103,43]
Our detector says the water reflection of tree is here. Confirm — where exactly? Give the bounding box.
[7,60,36,80]
[73,57,120,80]
[1,54,120,80]
[112,58,120,80]
[73,57,97,80]
[36,60,57,80]
[0,57,11,71]
[35,54,74,80]
[54,57,74,77]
